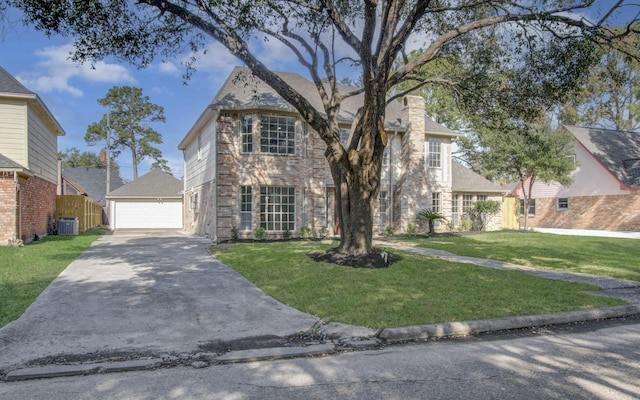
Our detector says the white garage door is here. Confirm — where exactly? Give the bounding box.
[113,201,182,229]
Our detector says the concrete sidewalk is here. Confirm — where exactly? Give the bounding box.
[534,228,640,239]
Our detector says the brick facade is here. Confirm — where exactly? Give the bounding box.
[215,112,328,240]
[0,172,18,244]
[523,192,640,231]
[0,173,56,244]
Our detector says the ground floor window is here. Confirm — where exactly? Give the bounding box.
[452,194,459,226]
[380,191,388,228]
[260,186,295,231]
[557,197,568,210]
[240,186,252,230]
[520,199,536,216]
[432,192,441,213]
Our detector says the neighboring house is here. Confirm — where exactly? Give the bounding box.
[59,174,88,197]
[513,125,640,231]
[0,66,65,244]
[451,161,508,231]
[179,67,504,241]
[106,169,183,229]
[61,167,126,206]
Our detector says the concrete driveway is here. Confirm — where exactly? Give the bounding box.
[0,231,319,371]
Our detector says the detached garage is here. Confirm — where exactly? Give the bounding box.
[107,169,183,229]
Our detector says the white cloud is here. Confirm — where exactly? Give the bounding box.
[16,43,136,97]
[186,41,239,74]
[156,61,180,75]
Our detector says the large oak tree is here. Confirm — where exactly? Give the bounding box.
[6,0,638,255]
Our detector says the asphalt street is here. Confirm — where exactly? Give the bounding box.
[1,316,639,399]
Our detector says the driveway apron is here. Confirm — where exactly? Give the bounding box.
[0,232,319,371]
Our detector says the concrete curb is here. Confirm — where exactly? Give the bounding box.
[3,345,337,382]
[216,343,335,363]
[5,358,162,382]
[378,304,640,343]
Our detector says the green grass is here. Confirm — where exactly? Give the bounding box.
[0,229,106,328]
[401,231,640,281]
[212,241,625,329]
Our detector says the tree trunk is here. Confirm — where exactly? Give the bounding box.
[325,95,386,256]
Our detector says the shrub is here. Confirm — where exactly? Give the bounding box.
[406,222,417,237]
[231,226,239,242]
[254,227,267,240]
[300,226,312,239]
[460,219,472,232]
[470,200,501,231]
[283,228,292,240]
[385,225,394,237]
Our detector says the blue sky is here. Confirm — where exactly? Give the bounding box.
[0,11,301,181]
[1,26,247,181]
[0,2,633,180]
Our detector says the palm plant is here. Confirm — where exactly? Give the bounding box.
[418,209,447,234]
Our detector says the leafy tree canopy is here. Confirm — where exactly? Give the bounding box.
[58,147,120,172]
[559,31,640,132]
[85,86,170,179]
[6,0,638,255]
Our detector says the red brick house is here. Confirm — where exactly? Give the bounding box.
[179,67,505,241]
[0,66,65,244]
[513,125,640,231]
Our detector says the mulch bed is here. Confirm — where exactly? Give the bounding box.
[308,247,400,268]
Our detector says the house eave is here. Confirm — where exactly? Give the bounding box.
[178,106,219,150]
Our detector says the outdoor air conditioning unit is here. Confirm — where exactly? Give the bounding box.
[58,217,79,236]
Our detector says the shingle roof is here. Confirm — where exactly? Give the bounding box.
[563,125,640,188]
[0,153,25,170]
[0,66,35,96]
[452,161,506,193]
[107,169,182,198]
[62,167,127,206]
[211,66,404,130]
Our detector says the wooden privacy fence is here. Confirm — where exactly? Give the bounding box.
[56,195,103,232]
[502,196,520,230]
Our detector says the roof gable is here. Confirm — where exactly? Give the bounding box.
[0,66,34,96]
[563,125,640,187]
[62,167,127,206]
[452,161,506,193]
[211,66,404,130]
[107,169,182,198]
[0,153,25,170]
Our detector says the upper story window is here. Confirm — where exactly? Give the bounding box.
[382,147,389,168]
[260,115,296,155]
[241,115,253,153]
[339,128,350,147]
[428,139,442,168]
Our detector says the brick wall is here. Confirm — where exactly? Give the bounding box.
[0,172,18,244]
[215,113,328,240]
[18,175,57,243]
[523,192,640,231]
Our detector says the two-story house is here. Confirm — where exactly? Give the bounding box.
[0,66,65,244]
[513,125,640,231]
[179,67,503,241]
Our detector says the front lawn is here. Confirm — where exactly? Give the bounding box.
[401,231,640,281]
[0,229,106,328]
[212,241,626,329]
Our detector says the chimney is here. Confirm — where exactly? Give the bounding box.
[100,149,107,163]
